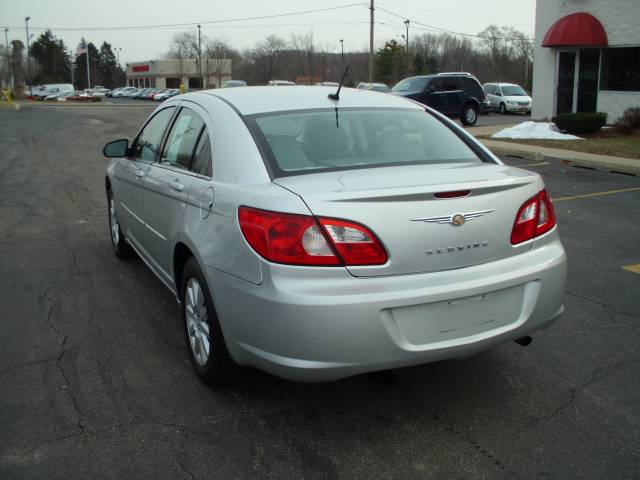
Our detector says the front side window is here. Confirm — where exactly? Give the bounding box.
[160,108,205,170]
[131,107,176,162]
[249,108,483,177]
[600,47,640,92]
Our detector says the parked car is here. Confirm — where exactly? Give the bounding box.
[133,88,153,99]
[154,89,180,101]
[483,82,532,114]
[391,73,489,126]
[315,81,340,87]
[56,91,78,101]
[222,80,248,88]
[106,88,121,98]
[103,86,566,386]
[85,87,110,97]
[267,80,296,86]
[34,83,75,99]
[114,87,137,98]
[357,82,389,92]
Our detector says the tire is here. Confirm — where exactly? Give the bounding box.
[460,103,478,126]
[107,189,134,259]
[499,102,507,114]
[181,257,237,387]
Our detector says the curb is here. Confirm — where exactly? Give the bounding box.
[480,139,640,177]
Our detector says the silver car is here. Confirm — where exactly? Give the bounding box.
[103,86,566,385]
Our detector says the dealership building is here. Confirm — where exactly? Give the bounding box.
[125,59,232,89]
[532,0,640,122]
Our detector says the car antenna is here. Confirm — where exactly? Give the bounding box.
[328,66,350,101]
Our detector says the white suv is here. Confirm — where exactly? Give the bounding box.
[483,83,532,114]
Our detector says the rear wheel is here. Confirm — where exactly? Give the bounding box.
[460,103,478,126]
[499,102,507,114]
[107,189,134,259]
[181,258,237,387]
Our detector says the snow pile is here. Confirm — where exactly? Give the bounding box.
[491,121,583,140]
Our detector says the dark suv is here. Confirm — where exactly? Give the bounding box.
[390,73,490,126]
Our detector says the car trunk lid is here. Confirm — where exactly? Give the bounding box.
[274,162,540,277]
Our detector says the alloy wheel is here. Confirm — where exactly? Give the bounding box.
[109,198,120,245]
[185,278,211,366]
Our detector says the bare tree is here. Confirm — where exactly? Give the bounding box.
[247,35,287,84]
[203,39,237,88]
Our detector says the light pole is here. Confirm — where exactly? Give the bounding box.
[404,19,410,73]
[69,47,74,87]
[368,0,374,83]
[340,39,344,77]
[116,47,121,67]
[197,24,202,88]
[25,17,31,94]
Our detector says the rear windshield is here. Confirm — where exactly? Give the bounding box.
[248,108,483,177]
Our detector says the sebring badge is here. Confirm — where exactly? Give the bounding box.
[410,209,494,226]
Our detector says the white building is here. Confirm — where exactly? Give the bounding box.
[126,59,232,90]
[532,0,640,122]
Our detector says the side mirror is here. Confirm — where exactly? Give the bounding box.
[496,91,502,97]
[103,139,129,158]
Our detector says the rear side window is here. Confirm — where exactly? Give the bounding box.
[249,108,482,177]
[160,107,205,170]
[463,78,485,98]
[132,107,176,161]
[441,77,462,91]
[191,131,212,177]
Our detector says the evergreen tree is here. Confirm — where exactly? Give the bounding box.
[98,42,120,89]
[30,30,70,84]
[374,40,407,85]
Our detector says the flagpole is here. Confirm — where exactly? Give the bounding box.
[85,38,91,89]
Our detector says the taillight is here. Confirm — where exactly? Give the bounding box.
[238,206,387,266]
[510,189,556,245]
[317,217,388,265]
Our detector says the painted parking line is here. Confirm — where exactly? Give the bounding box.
[622,264,640,274]
[553,186,640,202]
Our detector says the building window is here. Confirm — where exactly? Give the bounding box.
[600,47,640,92]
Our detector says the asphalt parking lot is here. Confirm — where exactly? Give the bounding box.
[0,103,638,479]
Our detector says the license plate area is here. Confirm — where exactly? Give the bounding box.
[387,284,526,346]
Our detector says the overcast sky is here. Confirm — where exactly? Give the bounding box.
[2,0,535,64]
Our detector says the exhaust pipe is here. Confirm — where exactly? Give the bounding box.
[515,336,532,347]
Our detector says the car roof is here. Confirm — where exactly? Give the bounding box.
[193,86,423,115]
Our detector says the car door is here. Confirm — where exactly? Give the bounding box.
[141,103,207,283]
[441,77,465,115]
[112,106,176,251]
[422,78,446,112]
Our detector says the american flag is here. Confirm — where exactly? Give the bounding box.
[76,39,87,56]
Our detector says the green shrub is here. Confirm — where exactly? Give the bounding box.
[613,107,640,134]
[551,112,607,134]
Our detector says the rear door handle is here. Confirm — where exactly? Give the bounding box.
[168,179,184,192]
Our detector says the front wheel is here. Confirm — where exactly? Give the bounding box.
[460,104,478,126]
[181,258,237,387]
[499,102,507,114]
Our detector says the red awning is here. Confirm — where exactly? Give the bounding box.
[542,13,608,47]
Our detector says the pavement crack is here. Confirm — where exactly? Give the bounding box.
[566,290,640,322]
[178,430,196,480]
[524,358,628,430]
[45,282,86,435]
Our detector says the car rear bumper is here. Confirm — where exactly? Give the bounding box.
[207,232,566,382]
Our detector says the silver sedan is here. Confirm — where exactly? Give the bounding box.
[103,86,566,385]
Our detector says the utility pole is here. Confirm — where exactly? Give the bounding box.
[116,47,121,67]
[197,24,202,89]
[340,39,344,77]
[368,0,374,82]
[404,19,410,73]
[25,17,31,94]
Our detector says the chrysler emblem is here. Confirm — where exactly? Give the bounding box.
[410,209,494,226]
[451,214,465,226]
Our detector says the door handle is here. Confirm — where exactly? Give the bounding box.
[168,179,184,192]
[135,169,145,179]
